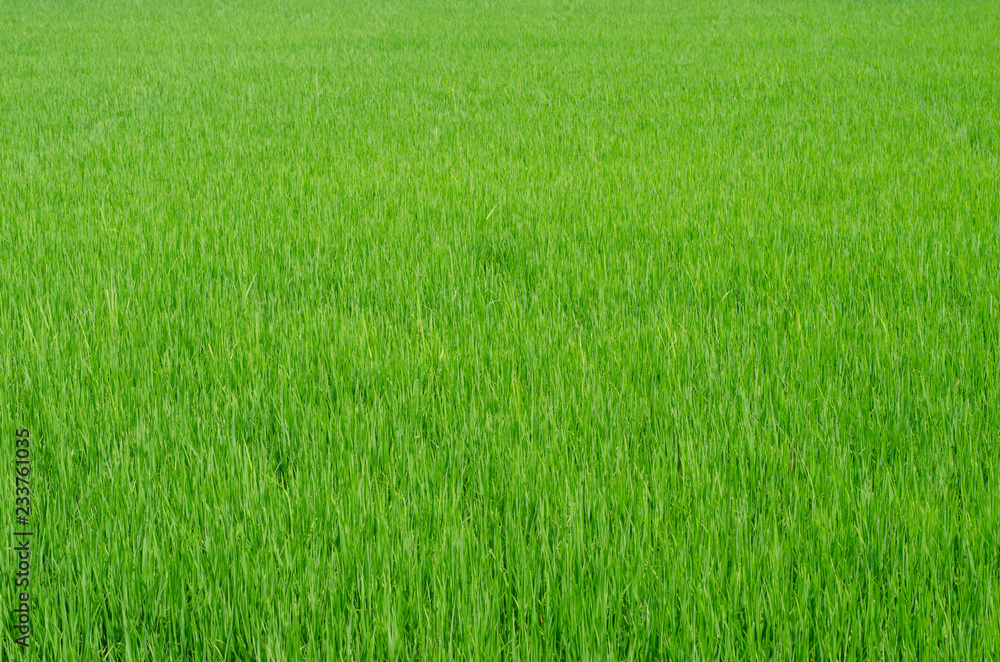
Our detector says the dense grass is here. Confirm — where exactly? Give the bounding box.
[2,0,999,659]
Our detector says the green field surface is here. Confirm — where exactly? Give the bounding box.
[2,0,999,659]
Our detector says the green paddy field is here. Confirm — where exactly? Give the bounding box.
[2,0,999,659]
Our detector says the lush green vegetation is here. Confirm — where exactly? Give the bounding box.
[2,0,999,659]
